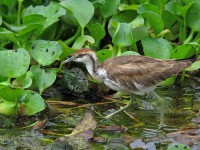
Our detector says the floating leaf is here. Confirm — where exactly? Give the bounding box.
[19,90,46,116]
[30,66,56,94]
[0,49,30,78]
[30,40,63,66]
[141,37,172,59]
[113,23,134,47]
[100,0,120,19]
[60,0,94,28]
[70,113,97,141]
[185,60,200,71]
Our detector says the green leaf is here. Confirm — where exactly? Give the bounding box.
[164,2,183,16]
[0,97,17,116]
[119,4,138,11]
[186,1,200,32]
[185,60,200,71]
[113,23,134,47]
[132,27,148,42]
[30,40,63,66]
[162,10,176,28]
[24,2,66,29]
[100,0,120,19]
[130,15,144,28]
[87,23,106,40]
[160,76,176,87]
[0,27,19,45]
[121,51,140,56]
[0,87,23,102]
[0,49,30,78]
[0,15,2,26]
[140,11,164,34]
[58,40,75,60]
[60,0,94,28]
[72,35,95,49]
[96,49,112,63]
[19,90,46,116]
[138,3,160,15]
[141,37,172,59]
[30,66,56,94]
[171,42,199,59]
[167,144,190,150]
[12,74,32,89]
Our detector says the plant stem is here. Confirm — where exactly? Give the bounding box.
[117,46,122,56]
[64,27,81,45]
[180,70,186,83]
[183,30,194,44]
[156,29,170,38]
[81,27,84,36]
[17,0,24,25]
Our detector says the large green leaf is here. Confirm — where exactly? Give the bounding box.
[186,1,200,32]
[141,37,172,59]
[171,42,199,59]
[0,87,23,102]
[23,2,66,29]
[87,23,106,40]
[96,49,112,63]
[30,40,63,66]
[113,23,134,47]
[30,66,56,94]
[138,3,160,15]
[19,90,46,116]
[140,11,164,34]
[0,97,17,116]
[60,0,94,28]
[100,0,120,19]
[0,49,30,78]
[72,35,95,49]
[0,27,19,45]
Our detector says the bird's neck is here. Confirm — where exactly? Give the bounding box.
[84,55,99,79]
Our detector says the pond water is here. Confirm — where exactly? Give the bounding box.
[0,77,199,149]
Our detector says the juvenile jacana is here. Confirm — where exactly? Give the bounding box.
[63,48,193,127]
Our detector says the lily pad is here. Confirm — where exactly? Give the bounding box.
[30,40,63,66]
[30,66,56,94]
[0,49,30,78]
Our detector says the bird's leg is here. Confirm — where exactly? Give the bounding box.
[104,94,134,120]
[151,91,166,128]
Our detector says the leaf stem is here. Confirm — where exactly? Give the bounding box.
[180,70,186,83]
[64,27,81,45]
[183,30,194,44]
[17,0,24,25]
[117,46,122,56]
[81,27,84,36]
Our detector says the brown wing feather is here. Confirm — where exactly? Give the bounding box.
[100,55,192,90]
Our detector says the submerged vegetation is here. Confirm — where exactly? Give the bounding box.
[0,0,200,149]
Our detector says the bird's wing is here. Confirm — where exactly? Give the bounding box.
[100,55,191,90]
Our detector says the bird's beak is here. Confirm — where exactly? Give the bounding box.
[63,55,75,64]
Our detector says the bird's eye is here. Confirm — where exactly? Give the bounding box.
[77,54,84,58]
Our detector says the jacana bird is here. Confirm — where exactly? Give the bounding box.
[63,48,194,127]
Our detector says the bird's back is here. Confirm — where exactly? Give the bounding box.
[98,55,193,94]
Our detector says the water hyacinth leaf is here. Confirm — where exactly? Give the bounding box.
[24,2,66,29]
[113,23,134,47]
[0,49,30,78]
[19,90,46,116]
[138,3,160,15]
[140,11,164,34]
[162,10,176,29]
[96,49,112,63]
[100,0,120,19]
[108,10,137,37]
[0,27,19,45]
[130,15,144,29]
[30,66,56,94]
[58,40,75,60]
[132,27,148,42]
[171,42,199,59]
[87,23,106,40]
[164,2,183,16]
[60,0,94,28]
[23,14,46,25]
[90,0,105,9]
[30,40,62,66]
[186,1,200,32]
[72,35,95,49]
[0,15,2,25]
[0,98,17,116]
[185,60,200,71]
[142,37,172,59]
[160,76,176,87]
[121,51,140,56]
[12,75,32,89]
[0,87,23,102]
[119,4,138,11]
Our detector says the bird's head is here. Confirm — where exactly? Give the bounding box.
[63,48,97,64]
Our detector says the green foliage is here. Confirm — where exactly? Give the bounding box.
[0,0,199,116]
